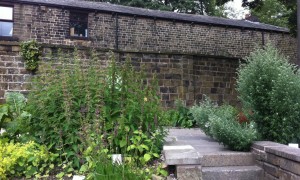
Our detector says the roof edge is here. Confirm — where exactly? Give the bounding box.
[8,0,290,33]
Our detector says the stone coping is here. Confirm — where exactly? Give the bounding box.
[252,141,300,163]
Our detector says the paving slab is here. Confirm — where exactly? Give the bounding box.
[163,128,255,166]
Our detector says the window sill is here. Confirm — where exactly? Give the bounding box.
[66,36,90,41]
[0,36,18,41]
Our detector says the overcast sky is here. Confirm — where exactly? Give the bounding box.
[225,0,249,19]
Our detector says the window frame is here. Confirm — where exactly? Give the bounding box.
[0,4,14,37]
[69,10,89,38]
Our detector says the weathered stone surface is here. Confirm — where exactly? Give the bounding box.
[278,158,300,176]
[278,169,300,180]
[264,172,279,180]
[265,146,300,163]
[176,165,202,180]
[266,153,283,166]
[201,152,255,167]
[263,162,279,177]
[252,141,286,151]
[164,149,201,165]
[252,141,300,180]
[202,166,263,180]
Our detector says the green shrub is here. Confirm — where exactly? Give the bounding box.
[26,50,165,170]
[237,44,300,144]
[190,98,257,151]
[0,92,31,139]
[0,139,57,179]
[163,100,194,128]
[189,97,216,136]
[209,105,257,151]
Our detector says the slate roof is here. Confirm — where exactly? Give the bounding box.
[12,0,289,33]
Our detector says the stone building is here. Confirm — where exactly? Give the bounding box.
[0,0,297,106]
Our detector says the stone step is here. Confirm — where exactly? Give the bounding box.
[201,152,255,167]
[164,145,255,166]
[201,166,263,180]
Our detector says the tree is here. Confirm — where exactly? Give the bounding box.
[84,0,232,17]
[250,0,291,28]
[242,0,297,36]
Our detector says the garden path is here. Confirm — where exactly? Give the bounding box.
[163,128,263,180]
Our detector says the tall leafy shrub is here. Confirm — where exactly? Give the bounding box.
[26,50,165,169]
[237,45,300,144]
[190,98,257,151]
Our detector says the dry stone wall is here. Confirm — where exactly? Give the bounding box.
[252,141,300,180]
[0,2,297,106]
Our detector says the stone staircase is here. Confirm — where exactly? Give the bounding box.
[163,128,263,180]
[164,146,263,180]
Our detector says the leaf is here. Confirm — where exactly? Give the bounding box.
[119,139,127,148]
[56,172,65,179]
[143,153,151,162]
[140,144,149,151]
[50,164,54,169]
[152,153,160,158]
[159,169,168,177]
[127,144,136,151]
[79,164,88,173]
[0,104,9,120]
[5,92,26,112]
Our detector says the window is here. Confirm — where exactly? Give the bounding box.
[69,11,88,37]
[0,6,13,36]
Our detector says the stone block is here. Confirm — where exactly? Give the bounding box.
[163,147,201,165]
[278,169,300,180]
[266,153,283,166]
[176,165,202,180]
[252,141,286,151]
[278,158,300,176]
[264,172,279,180]
[265,146,300,163]
[12,46,20,52]
[202,166,263,180]
[263,162,279,177]
[201,152,255,167]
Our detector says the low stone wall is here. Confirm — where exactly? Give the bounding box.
[252,141,300,180]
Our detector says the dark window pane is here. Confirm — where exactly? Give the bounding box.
[70,12,88,37]
[0,21,13,36]
[0,6,13,20]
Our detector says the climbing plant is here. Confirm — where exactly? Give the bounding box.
[20,40,41,71]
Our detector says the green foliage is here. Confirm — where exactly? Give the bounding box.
[91,161,143,180]
[189,97,216,136]
[237,44,300,144]
[190,98,258,151]
[0,92,31,139]
[209,106,257,151]
[0,139,57,179]
[251,0,291,28]
[165,100,194,128]
[243,0,297,36]
[26,50,165,171]
[84,0,231,16]
[20,40,41,71]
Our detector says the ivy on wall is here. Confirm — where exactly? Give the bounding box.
[20,40,41,71]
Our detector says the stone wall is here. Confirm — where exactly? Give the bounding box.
[0,42,29,104]
[0,42,239,107]
[12,3,297,60]
[252,141,300,180]
[0,2,297,106]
